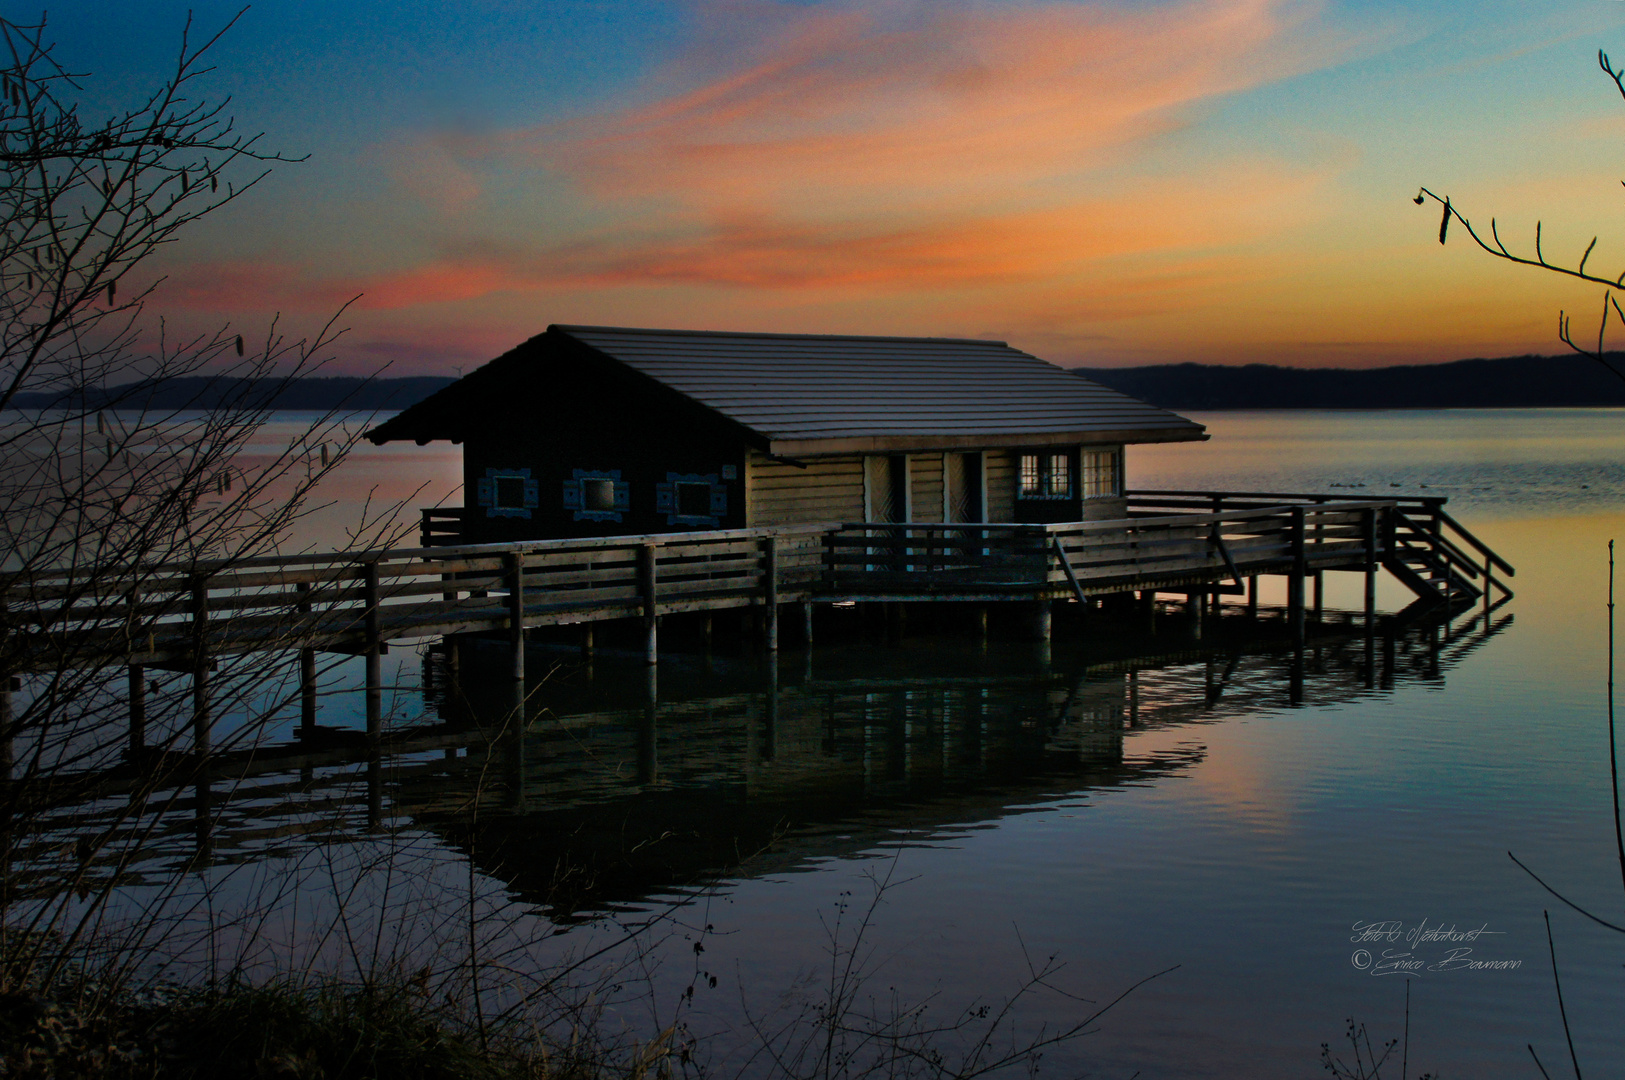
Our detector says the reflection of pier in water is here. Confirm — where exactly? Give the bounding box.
[11,606,1509,915]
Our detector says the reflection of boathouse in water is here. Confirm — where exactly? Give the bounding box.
[14,609,1507,917]
[397,609,1509,919]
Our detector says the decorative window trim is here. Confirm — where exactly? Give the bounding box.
[654,471,726,527]
[476,467,539,519]
[562,468,629,522]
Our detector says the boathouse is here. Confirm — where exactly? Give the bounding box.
[365,325,1208,543]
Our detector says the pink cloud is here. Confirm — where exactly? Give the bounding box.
[519,0,1339,217]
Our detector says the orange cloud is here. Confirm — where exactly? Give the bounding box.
[159,157,1331,311]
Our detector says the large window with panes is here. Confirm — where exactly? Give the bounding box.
[1080,448,1120,499]
[1018,452,1073,499]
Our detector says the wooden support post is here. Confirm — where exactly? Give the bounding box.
[1289,507,1307,649]
[763,660,779,761]
[296,582,316,737]
[638,664,658,783]
[1312,570,1324,623]
[1033,599,1052,643]
[581,625,596,659]
[764,536,780,653]
[1483,553,1493,617]
[1247,577,1259,619]
[363,561,382,739]
[504,551,526,724]
[1363,509,1378,630]
[802,601,814,647]
[1363,509,1379,689]
[191,575,210,758]
[639,543,658,665]
[128,664,146,755]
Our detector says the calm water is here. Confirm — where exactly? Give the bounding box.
[33,408,1625,1078]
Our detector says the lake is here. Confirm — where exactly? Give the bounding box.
[32,408,1625,1078]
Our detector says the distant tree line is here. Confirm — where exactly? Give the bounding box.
[1078,353,1625,410]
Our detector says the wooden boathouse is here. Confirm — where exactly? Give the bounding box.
[365,325,1210,544]
[0,327,1517,767]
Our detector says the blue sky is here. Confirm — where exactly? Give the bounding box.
[28,0,1625,373]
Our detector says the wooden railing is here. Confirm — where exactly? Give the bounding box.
[1128,489,1513,603]
[825,501,1394,597]
[1,492,1514,675]
[0,525,832,672]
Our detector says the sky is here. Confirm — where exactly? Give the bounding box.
[32,0,1625,374]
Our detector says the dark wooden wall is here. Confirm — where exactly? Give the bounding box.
[460,338,751,543]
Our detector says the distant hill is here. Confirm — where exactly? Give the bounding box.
[1076,354,1625,410]
[5,375,458,411]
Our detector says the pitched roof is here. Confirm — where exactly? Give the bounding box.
[367,325,1206,454]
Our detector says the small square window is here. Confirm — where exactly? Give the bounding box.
[582,478,616,512]
[676,481,712,517]
[494,476,526,509]
[656,471,725,526]
[479,467,538,518]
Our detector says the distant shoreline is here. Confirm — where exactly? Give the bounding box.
[1075,353,1625,410]
[9,353,1625,413]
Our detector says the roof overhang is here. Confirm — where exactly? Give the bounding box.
[766,426,1208,458]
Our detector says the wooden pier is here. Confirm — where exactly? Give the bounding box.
[0,490,1512,759]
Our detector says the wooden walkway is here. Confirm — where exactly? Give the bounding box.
[0,489,1513,754]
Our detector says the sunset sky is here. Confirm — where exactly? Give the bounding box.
[46,0,1625,373]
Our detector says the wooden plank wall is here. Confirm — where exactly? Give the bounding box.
[747,448,1026,525]
[985,451,1016,522]
[909,453,945,523]
[746,451,865,525]
[1084,496,1129,521]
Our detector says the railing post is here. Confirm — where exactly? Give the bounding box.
[297,581,317,737]
[765,536,780,653]
[190,574,210,758]
[1430,505,1446,598]
[504,550,526,725]
[1288,507,1306,648]
[363,561,382,739]
[640,543,658,665]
